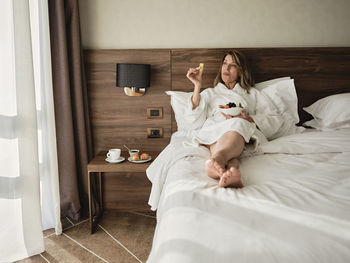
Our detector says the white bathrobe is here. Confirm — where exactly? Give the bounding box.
[185,82,284,149]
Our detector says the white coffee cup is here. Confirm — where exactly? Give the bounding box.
[129,149,140,157]
[107,148,121,160]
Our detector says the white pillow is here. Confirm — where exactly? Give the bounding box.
[254,77,291,91]
[303,93,350,130]
[259,79,301,139]
[166,90,202,131]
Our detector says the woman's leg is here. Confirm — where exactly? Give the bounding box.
[205,131,245,187]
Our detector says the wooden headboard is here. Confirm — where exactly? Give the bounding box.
[85,48,350,154]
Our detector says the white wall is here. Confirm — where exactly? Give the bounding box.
[79,0,350,49]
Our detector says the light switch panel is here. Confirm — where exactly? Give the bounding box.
[147,128,163,138]
[147,107,163,119]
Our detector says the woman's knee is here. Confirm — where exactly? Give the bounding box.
[224,131,245,143]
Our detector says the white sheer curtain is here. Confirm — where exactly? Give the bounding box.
[0,0,61,262]
[30,0,62,233]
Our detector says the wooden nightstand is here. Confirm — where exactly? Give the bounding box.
[87,150,160,233]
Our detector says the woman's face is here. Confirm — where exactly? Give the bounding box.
[221,54,240,88]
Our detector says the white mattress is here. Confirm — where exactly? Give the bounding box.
[147,129,350,263]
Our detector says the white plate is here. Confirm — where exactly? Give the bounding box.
[128,156,152,163]
[105,157,125,163]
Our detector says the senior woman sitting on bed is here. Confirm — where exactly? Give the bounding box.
[186,50,283,188]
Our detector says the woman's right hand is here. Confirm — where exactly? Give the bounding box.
[186,66,202,88]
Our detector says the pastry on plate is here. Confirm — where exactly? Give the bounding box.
[131,154,140,161]
[140,153,149,160]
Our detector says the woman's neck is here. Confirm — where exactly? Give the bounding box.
[225,81,236,90]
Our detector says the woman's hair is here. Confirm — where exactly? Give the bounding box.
[213,50,255,92]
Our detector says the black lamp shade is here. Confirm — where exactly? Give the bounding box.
[116,63,151,88]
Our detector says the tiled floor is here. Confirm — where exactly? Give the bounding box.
[16,211,156,263]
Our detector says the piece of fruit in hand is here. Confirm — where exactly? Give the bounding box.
[199,63,204,72]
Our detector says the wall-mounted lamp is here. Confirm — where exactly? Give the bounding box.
[116,63,151,96]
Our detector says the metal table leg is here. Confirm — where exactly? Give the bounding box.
[99,172,103,216]
[88,171,93,233]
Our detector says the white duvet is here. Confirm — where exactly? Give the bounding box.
[146,129,350,263]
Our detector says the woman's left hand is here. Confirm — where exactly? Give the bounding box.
[221,110,254,123]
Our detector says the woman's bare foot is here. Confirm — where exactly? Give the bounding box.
[219,167,243,188]
[226,158,239,170]
[205,157,225,179]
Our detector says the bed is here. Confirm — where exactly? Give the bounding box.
[145,48,350,263]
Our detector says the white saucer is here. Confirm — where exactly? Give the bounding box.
[105,157,125,163]
[128,156,152,163]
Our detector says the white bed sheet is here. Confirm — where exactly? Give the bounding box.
[146,129,350,263]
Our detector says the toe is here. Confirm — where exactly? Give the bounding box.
[214,161,224,174]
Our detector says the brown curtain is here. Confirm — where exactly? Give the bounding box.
[48,0,93,220]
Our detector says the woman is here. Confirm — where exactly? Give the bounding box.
[186,50,282,188]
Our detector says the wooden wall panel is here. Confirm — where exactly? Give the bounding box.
[102,172,151,211]
[85,49,172,154]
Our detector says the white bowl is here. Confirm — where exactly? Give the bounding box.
[220,107,242,116]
